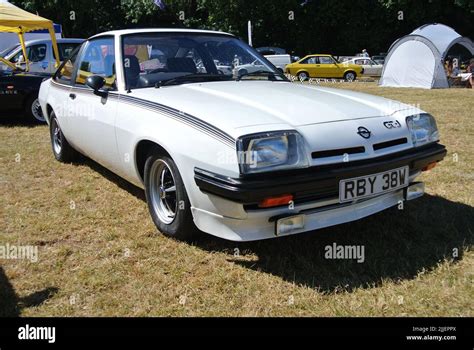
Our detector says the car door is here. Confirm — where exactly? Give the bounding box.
[0,75,23,110]
[67,36,120,170]
[317,56,339,78]
[298,56,319,77]
[369,59,383,76]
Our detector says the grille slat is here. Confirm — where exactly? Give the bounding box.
[373,138,408,151]
[312,146,365,159]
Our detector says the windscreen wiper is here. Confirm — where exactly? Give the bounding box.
[155,73,231,88]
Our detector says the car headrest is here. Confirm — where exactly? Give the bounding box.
[167,58,197,73]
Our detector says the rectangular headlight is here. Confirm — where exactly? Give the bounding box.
[236,130,309,174]
[406,113,439,147]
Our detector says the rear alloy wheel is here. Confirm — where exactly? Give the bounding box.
[49,111,79,162]
[344,71,356,82]
[297,71,309,81]
[144,152,196,240]
[25,95,46,123]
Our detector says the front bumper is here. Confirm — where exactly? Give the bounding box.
[194,142,446,205]
[191,184,423,241]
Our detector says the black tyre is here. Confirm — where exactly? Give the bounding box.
[144,150,196,240]
[25,95,46,123]
[49,111,80,162]
[297,71,309,81]
[344,71,357,82]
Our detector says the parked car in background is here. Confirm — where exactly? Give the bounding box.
[372,54,387,65]
[256,46,287,55]
[337,56,357,63]
[264,54,291,72]
[257,46,298,70]
[233,59,266,76]
[344,57,383,76]
[39,28,446,241]
[1,38,84,74]
[0,61,49,122]
[285,54,363,81]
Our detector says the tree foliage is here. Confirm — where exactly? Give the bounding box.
[10,0,474,55]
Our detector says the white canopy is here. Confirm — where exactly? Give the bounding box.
[379,23,474,89]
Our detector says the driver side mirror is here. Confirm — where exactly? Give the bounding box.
[86,75,107,97]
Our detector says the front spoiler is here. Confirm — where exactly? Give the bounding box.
[194,143,447,204]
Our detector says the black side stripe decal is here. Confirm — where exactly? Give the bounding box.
[51,81,235,147]
[118,94,235,147]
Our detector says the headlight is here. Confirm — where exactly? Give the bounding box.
[406,113,439,147]
[236,130,309,174]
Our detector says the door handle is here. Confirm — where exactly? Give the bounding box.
[69,93,76,100]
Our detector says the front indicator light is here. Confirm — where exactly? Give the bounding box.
[422,162,437,171]
[259,194,293,208]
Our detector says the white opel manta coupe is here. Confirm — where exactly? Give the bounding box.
[38,29,446,241]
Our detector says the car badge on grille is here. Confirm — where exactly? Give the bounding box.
[357,126,371,139]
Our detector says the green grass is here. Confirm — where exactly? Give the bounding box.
[0,82,473,316]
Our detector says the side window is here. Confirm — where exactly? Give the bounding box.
[75,37,116,90]
[28,44,47,62]
[319,56,335,64]
[10,44,47,63]
[54,46,80,84]
[300,57,318,64]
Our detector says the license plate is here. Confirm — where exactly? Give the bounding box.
[339,166,409,203]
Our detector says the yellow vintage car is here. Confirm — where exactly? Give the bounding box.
[285,54,363,81]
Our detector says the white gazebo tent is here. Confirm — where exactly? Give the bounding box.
[379,23,474,89]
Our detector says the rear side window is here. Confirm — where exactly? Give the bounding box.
[10,44,47,63]
[54,46,80,85]
[318,56,335,64]
[300,56,318,64]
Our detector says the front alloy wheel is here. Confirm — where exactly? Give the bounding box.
[149,159,177,225]
[344,71,356,82]
[49,111,79,162]
[144,152,196,240]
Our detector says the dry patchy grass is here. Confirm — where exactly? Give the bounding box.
[0,82,473,316]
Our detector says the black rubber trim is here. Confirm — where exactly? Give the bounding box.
[373,137,408,151]
[194,143,447,204]
[312,146,365,159]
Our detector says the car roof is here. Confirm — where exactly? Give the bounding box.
[22,38,85,46]
[89,28,234,39]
